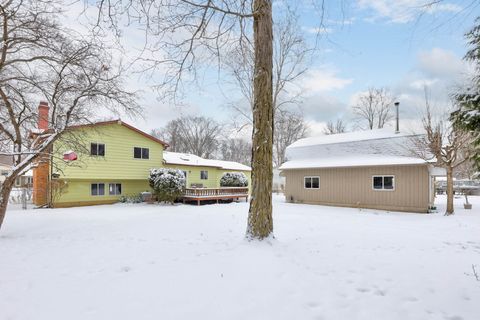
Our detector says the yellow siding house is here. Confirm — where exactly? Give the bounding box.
[35,119,251,208]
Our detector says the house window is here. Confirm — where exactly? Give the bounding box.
[91,183,105,196]
[109,183,122,195]
[1,170,9,176]
[304,176,320,189]
[372,176,395,190]
[90,143,105,156]
[200,170,208,180]
[134,147,149,159]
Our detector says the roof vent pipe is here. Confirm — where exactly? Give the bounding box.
[394,101,400,134]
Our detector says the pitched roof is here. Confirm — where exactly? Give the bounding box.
[282,128,430,170]
[163,152,251,171]
[66,120,169,147]
[288,128,421,149]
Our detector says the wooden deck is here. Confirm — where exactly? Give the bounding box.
[182,187,249,205]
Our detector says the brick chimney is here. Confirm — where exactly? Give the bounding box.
[38,101,49,130]
[33,101,50,207]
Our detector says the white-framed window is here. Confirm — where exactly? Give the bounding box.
[304,176,320,189]
[200,170,208,180]
[90,143,105,156]
[372,175,395,191]
[134,147,149,159]
[91,183,105,196]
[1,170,9,176]
[109,183,122,195]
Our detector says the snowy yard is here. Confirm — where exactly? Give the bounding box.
[1,195,480,320]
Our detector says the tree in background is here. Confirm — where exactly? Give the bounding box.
[323,119,347,135]
[225,7,310,169]
[273,109,309,167]
[226,8,309,125]
[352,87,396,130]
[411,93,473,215]
[451,18,480,169]
[151,116,223,159]
[219,138,252,166]
[0,0,135,230]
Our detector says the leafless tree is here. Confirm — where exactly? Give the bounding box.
[219,138,252,165]
[352,87,396,130]
[94,0,280,239]
[410,92,473,215]
[274,109,309,167]
[323,119,347,135]
[151,121,183,153]
[226,8,309,130]
[152,116,223,158]
[0,0,136,230]
[223,8,310,169]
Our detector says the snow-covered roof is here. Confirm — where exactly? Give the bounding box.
[281,128,430,170]
[163,152,251,171]
[288,128,421,149]
[280,155,430,170]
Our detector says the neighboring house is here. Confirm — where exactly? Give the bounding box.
[31,103,250,208]
[0,159,11,184]
[0,155,32,187]
[279,128,445,213]
[163,152,251,188]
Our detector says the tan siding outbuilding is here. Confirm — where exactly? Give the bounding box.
[283,164,430,213]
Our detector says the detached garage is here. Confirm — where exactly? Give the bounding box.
[280,128,445,213]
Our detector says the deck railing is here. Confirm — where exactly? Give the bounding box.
[184,187,249,197]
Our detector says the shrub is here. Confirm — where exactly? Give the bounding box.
[220,172,248,187]
[119,194,143,203]
[149,168,186,204]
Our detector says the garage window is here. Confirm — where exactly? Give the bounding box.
[304,176,320,189]
[372,176,395,190]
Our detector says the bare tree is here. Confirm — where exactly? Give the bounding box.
[323,119,347,135]
[273,109,309,167]
[219,138,252,165]
[352,87,396,130]
[151,116,223,158]
[226,8,309,128]
[151,120,183,153]
[410,93,473,215]
[0,1,136,230]
[94,0,278,239]
[222,8,310,171]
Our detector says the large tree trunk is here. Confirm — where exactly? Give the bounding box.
[0,178,14,230]
[445,166,454,215]
[246,0,274,240]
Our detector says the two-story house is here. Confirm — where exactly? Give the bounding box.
[32,103,251,208]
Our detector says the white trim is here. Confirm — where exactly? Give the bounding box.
[372,175,395,191]
[304,176,320,189]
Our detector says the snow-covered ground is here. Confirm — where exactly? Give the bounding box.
[1,195,480,320]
